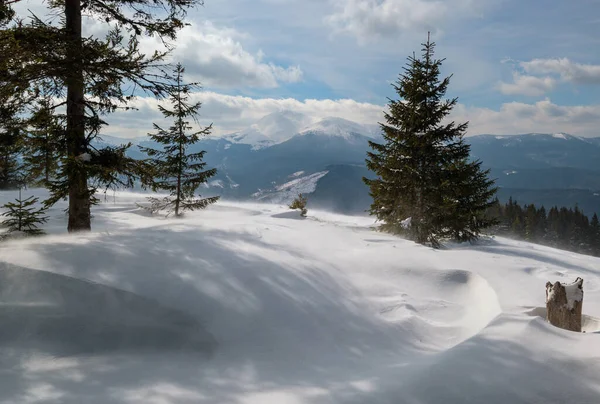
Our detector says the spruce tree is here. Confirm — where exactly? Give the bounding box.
[364,34,496,247]
[23,95,65,186]
[139,63,219,217]
[0,126,22,189]
[590,213,600,255]
[1,188,48,236]
[2,0,206,231]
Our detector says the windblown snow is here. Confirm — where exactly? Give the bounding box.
[1,189,600,404]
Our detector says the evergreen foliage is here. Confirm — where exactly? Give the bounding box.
[2,0,205,231]
[139,63,219,217]
[289,193,308,217]
[488,198,600,257]
[1,188,48,236]
[0,126,23,189]
[364,34,497,247]
[23,95,65,186]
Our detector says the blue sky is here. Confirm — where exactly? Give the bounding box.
[12,0,600,137]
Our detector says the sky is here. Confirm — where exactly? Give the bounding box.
[11,0,600,138]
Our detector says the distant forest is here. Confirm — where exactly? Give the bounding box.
[487,198,600,258]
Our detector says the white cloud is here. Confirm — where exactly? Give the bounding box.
[326,0,488,41]
[140,23,303,89]
[103,93,600,140]
[102,92,384,138]
[452,99,600,137]
[498,73,556,96]
[520,58,600,85]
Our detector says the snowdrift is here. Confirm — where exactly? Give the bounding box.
[0,189,599,403]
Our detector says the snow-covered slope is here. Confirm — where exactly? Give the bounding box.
[252,171,329,204]
[1,189,600,403]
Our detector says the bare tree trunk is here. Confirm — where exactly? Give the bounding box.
[65,0,90,232]
[546,277,583,332]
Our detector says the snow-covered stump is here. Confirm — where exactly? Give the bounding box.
[545,277,583,332]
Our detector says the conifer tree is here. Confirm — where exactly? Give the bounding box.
[0,126,22,189]
[1,187,48,236]
[23,95,65,186]
[139,63,218,217]
[364,34,496,247]
[2,0,206,231]
[590,213,600,255]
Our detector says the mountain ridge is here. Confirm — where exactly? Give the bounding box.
[93,114,600,216]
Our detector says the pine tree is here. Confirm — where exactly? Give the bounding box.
[1,187,48,236]
[0,126,22,189]
[442,158,498,242]
[524,204,537,241]
[364,34,496,247]
[139,64,218,217]
[23,95,65,186]
[590,213,600,255]
[3,0,205,231]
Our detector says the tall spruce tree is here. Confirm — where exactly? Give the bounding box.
[2,0,205,231]
[364,34,497,247]
[139,63,219,216]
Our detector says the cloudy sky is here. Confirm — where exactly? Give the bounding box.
[13,0,600,137]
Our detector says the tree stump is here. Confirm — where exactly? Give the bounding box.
[545,277,583,332]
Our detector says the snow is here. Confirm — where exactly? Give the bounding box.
[253,171,328,204]
[1,189,600,403]
[400,217,412,229]
[565,281,584,309]
[77,153,92,162]
[552,133,568,139]
[223,128,276,150]
[208,180,224,189]
[299,117,378,140]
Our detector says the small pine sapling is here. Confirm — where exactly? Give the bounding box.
[289,193,308,217]
[1,188,48,237]
[139,63,219,217]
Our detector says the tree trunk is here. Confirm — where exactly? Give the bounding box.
[45,133,50,184]
[546,277,583,332]
[18,187,22,231]
[65,0,90,232]
[175,70,183,217]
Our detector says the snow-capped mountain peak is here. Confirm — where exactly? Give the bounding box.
[299,117,379,139]
[223,111,313,149]
[221,113,378,148]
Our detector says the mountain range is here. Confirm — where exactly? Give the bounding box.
[96,112,600,217]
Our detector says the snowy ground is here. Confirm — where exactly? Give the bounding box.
[0,189,600,403]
